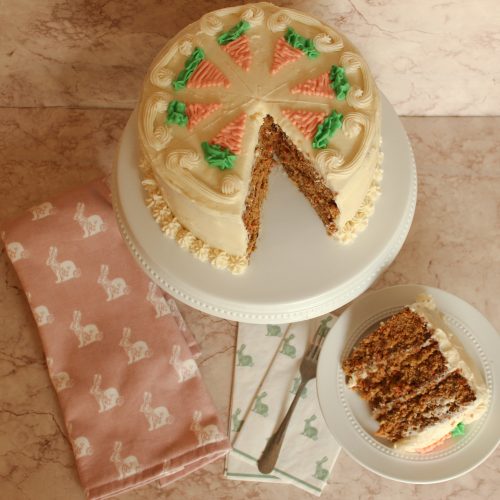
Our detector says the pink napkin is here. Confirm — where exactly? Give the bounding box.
[1,177,230,499]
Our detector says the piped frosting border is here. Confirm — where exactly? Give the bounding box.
[334,140,384,244]
[139,158,249,275]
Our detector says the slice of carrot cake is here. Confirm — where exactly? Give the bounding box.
[342,294,487,452]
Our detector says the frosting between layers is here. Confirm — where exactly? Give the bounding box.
[392,294,488,452]
[139,2,382,264]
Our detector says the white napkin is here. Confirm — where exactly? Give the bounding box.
[224,316,341,496]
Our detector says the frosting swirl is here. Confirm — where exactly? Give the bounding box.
[149,37,193,88]
[340,52,374,109]
[315,149,345,176]
[210,250,229,270]
[200,13,224,35]
[313,32,343,52]
[221,174,242,195]
[176,229,196,250]
[166,149,201,171]
[191,239,210,262]
[241,6,264,26]
[150,67,174,88]
[178,39,194,56]
[342,112,369,139]
[267,11,291,32]
[163,219,181,238]
[142,93,172,151]
[228,255,248,274]
[152,125,173,148]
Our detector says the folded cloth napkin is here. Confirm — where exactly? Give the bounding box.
[1,177,230,499]
[225,317,341,496]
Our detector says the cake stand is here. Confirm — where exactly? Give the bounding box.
[112,94,417,323]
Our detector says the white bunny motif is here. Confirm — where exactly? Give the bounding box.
[46,357,73,392]
[146,282,171,318]
[190,410,224,446]
[33,305,54,326]
[169,344,199,383]
[110,441,141,479]
[70,310,103,347]
[73,436,93,458]
[167,298,187,332]
[90,374,124,413]
[162,459,185,476]
[30,202,55,220]
[119,327,153,365]
[97,264,130,301]
[46,246,81,283]
[7,242,29,262]
[74,202,107,238]
[140,392,174,431]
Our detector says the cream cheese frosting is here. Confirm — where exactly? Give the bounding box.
[138,2,382,270]
[393,294,488,453]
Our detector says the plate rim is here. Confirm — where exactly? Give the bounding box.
[316,283,500,483]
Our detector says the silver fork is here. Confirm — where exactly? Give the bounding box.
[257,325,327,474]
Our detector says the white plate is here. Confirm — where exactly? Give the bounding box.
[112,94,416,323]
[317,284,499,483]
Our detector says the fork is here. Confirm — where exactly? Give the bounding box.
[257,325,327,474]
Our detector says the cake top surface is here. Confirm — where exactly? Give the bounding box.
[138,2,379,219]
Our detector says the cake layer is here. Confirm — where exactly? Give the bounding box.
[375,371,476,442]
[343,308,433,387]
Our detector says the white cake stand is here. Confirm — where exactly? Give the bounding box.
[112,94,417,323]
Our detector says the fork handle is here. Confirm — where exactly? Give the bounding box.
[257,378,308,474]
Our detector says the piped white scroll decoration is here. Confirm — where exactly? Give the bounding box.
[313,32,343,53]
[140,92,172,152]
[200,13,224,36]
[150,35,194,88]
[241,6,265,26]
[340,52,374,109]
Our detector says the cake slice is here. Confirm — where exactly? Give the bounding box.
[342,294,488,452]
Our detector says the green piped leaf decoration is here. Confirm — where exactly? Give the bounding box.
[172,47,205,91]
[217,20,250,45]
[451,422,465,437]
[312,110,343,149]
[284,27,319,59]
[166,100,188,126]
[329,65,350,100]
[201,141,236,170]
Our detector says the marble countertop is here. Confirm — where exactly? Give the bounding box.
[1,1,499,499]
[1,111,499,500]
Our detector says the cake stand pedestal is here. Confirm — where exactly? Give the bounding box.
[112,94,416,324]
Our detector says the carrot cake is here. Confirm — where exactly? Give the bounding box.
[342,294,487,453]
[138,2,382,273]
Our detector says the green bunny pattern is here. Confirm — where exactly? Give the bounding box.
[301,415,319,440]
[317,315,333,338]
[266,324,282,337]
[280,334,296,358]
[236,344,254,366]
[231,408,244,432]
[313,456,329,481]
[290,375,307,399]
[252,391,269,417]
